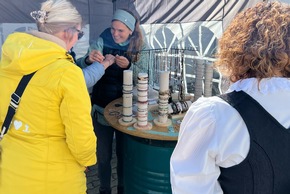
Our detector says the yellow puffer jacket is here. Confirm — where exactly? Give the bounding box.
[0,32,97,194]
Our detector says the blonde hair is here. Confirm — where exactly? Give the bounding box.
[32,0,82,34]
[215,1,290,82]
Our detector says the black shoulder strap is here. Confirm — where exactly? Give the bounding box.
[1,72,36,139]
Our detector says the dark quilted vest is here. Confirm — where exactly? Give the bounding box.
[91,28,131,107]
[218,91,290,194]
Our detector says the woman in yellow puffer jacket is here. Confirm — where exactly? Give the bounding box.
[0,0,100,193]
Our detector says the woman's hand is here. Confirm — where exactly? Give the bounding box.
[115,55,130,68]
[101,54,115,69]
[86,50,105,64]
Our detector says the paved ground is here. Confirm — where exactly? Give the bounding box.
[86,139,118,194]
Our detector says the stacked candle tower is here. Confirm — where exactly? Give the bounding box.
[133,73,152,130]
[118,70,136,126]
[204,62,213,97]
[154,71,172,127]
[194,60,204,101]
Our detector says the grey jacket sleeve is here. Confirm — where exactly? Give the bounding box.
[82,62,105,88]
[76,37,105,88]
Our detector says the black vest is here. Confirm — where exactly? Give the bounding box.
[91,28,131,107]
[218,91,290,194]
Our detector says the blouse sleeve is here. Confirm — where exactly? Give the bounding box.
[170,96,249,194]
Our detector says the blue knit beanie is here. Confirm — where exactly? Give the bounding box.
[112,9,136,31]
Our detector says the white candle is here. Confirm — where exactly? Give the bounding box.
[159,71,169,92]
[122,71,133,124]
[123,70,132,85]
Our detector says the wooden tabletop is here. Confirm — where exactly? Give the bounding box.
[104,98,184,141]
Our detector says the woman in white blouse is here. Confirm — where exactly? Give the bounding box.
[170,1,290,194]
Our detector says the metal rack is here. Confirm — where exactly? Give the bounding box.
[137,47,221,101]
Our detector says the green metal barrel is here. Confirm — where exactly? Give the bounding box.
[123,135,177,194]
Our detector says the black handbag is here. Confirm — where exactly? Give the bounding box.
[0,72,36,140]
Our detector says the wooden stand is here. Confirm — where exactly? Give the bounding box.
[153,118,172,127]
[104,98,179,141]
[104,98,179,194]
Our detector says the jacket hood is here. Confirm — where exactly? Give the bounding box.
[0,30,74,76]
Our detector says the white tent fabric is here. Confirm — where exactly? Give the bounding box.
[0,0,263,58]
[4,0,286,96]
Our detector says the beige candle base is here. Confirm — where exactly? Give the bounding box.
[133,122,152,130]
[153,118,172,127]
[169,112,186,120]
[118,118,137,126]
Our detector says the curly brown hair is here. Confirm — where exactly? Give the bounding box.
[214,1,290,82]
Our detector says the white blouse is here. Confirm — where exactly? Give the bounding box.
[170,78,290,194]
